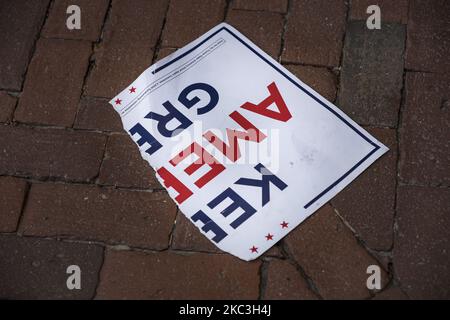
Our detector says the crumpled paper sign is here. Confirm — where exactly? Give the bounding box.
[109,23,388,261]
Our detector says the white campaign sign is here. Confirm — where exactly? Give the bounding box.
[110,23,388,261]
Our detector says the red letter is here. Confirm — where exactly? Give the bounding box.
[203,111,266,161]
[241,82,292,122]
[169,142,225,188]
[156,167,193,204]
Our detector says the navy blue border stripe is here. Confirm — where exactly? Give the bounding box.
[152,28,224,74]
[303,146,379,209]
[154,26,381,210]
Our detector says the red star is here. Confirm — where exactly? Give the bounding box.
[281,221,289,229]
[129,86,136,93]
[114,98,122,105]
[250,246,258,253]
[265,233,274,241]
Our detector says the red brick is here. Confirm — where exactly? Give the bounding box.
[0,92,17,123]
[406,0,450,73]
[14,39,92,127]
[20,183,177,249]
[0,235,103,299]
[0,177,27,232]
[285,65,337,102]
[231,0,288,13]
[42,0,109,41]
[332,128,397,250]
[0,0,50,90]
[74,97,123,132]
[98,134,161,189]
[0,125,106,182]
[284,205,388,299]
[350,0,408,24]
[162,0,226,48]
[399,73,450,186]
[282,0,346,67]
[172,212,221,253]
[394,186,450,299]
[85,0,168,98]
[338,21,405,127]
[373,286,409,300]
[226,10,284,58]
[96,249,260,299]
[263,259,317,299]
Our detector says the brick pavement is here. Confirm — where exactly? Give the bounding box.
[0,0,448,299]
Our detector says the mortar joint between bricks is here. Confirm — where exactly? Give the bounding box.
[223,0,232,21]
[92,245,107,300]
[277,0,292,63]
[167,208,179,249]
[390,19,409,289]
[335,0,351,103]
[257,259,269,300]
[330,204,392,276]
[279,239,324,299]
[79,0,113,99]
[151,0,171,64]
[11,0,52,123]
[14,180,32,236]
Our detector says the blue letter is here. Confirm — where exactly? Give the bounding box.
[235,163,287,206]
[208,188,256,229]
[129,123,162,155]
[178,83,219,115]
[145,101,192,137]
[191,210,227,243]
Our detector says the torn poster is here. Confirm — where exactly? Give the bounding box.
[109,23,388,261]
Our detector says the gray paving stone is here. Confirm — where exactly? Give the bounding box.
[338,21,405,127]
